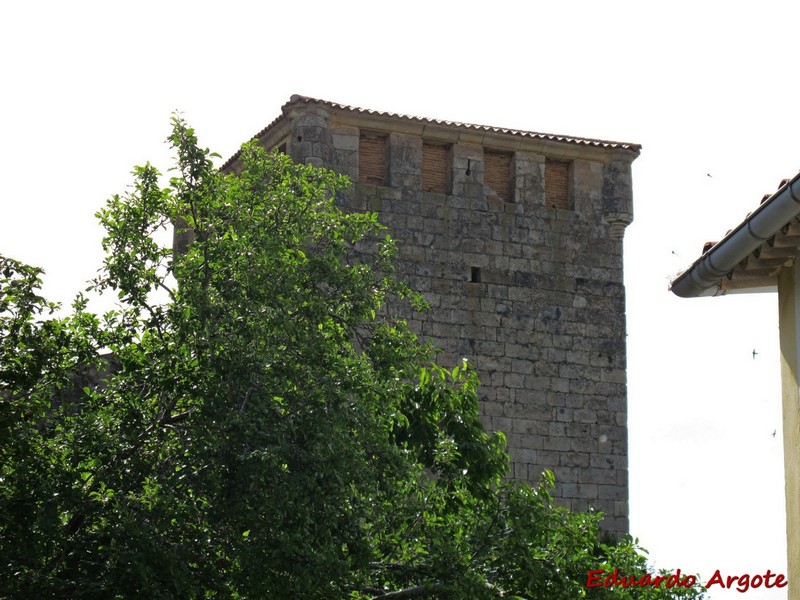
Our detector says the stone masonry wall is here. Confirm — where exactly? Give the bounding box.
[282,106,634,538]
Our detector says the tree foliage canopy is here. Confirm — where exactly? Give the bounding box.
[0,118,705,599]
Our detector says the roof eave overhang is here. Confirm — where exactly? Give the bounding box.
[670,172,800,298]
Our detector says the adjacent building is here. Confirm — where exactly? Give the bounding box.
[671,173,800,599]
[225,95,640,537]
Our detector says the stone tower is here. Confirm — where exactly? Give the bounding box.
[223,95,640,537]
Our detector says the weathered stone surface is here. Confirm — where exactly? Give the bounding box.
[257,99,638,540]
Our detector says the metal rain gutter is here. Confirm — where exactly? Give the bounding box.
[670,172,800,298]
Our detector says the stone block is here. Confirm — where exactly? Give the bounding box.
[597,484,626,500]
[556,467,580,484]
[571,437,598,453]
[528,464,550,482]
[504,372,526,389]
[555,407,573,422]
[574,409,597,424]
[543,436,571,452]
[331,126,359,151]
[566,422,592,438]
[511,418,540,435]
[266,100,636,539]
[590,453,620,469]
[536,450,561,469]
[601,369,627,384]
[491,416,514,434]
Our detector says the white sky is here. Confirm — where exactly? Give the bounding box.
[0,2,794,597]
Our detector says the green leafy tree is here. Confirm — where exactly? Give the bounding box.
[0,118,705,599]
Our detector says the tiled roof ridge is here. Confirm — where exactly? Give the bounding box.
[284,94,642,151]
[222,95,640,171]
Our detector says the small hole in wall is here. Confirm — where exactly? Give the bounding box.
[296,135,302,142]
[470,267,481,283]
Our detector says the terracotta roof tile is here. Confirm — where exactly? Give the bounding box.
[222,95,641,171]
[285,95,640,149]
[672,172,800,296]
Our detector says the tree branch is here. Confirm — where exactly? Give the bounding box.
[370,582,444,599]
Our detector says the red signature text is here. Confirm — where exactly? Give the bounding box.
[705,569,787,592]
[586,568,788,592]
[586,569,695,589]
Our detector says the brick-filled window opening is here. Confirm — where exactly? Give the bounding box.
[545,158,572,209]
[422,142,450,193]
[484,150,513,202]
[359,133,387,185]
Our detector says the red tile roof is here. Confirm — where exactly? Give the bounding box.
[671,173,800,297]
[222,95,641,171]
